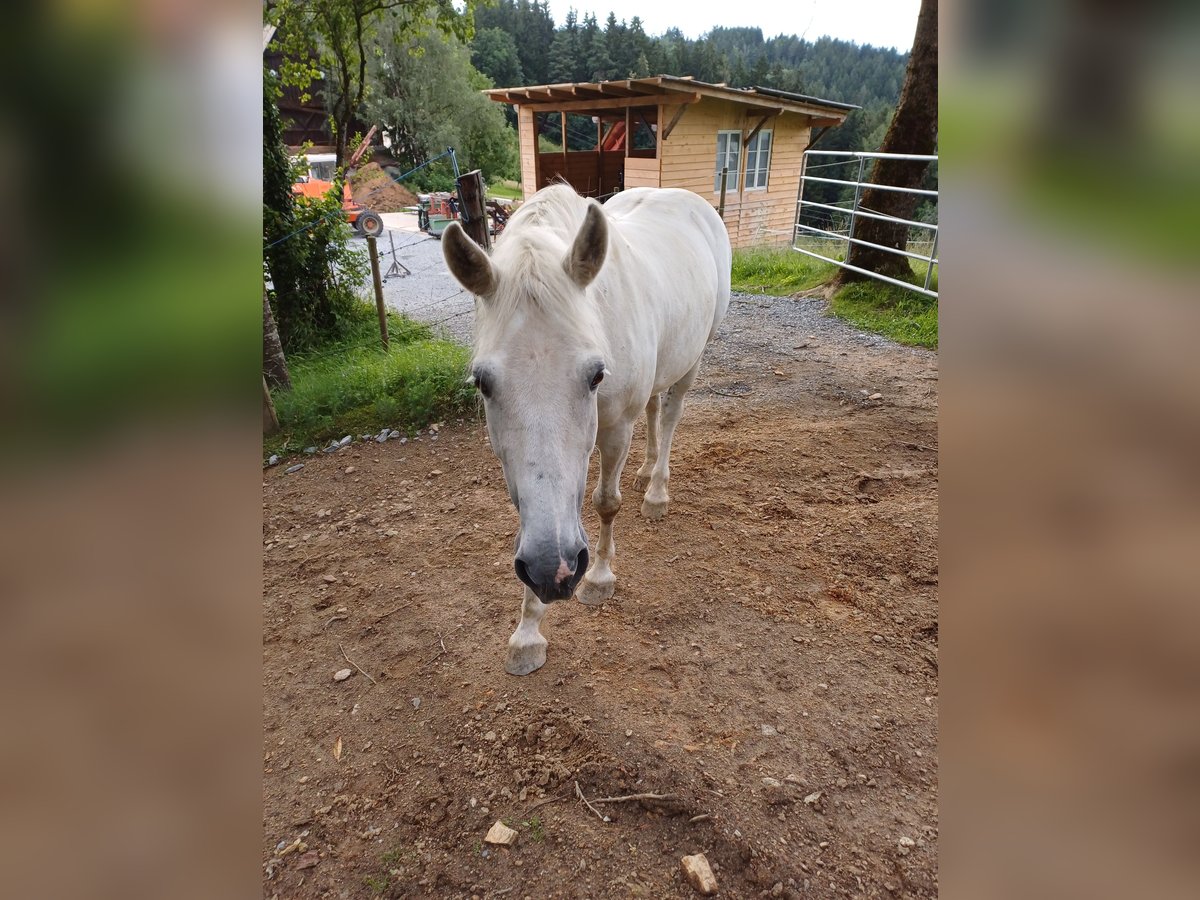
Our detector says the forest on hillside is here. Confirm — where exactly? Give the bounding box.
[470,0,911,157]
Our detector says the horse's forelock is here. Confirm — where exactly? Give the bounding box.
[472,189,609,361]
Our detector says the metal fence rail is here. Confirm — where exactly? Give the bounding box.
[794,150,938,299]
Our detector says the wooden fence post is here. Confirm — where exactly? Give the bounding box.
[367,235,389,349]
[455,169,491,250]
[717,166,729,220]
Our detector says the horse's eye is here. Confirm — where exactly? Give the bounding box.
[589,369,604,389]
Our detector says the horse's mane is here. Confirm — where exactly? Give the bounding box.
[472,185,610,360]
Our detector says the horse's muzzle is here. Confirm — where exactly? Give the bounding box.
[514,544,589,603]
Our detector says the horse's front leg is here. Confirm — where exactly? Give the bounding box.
[505,587,549,676]
[577,421,634,606]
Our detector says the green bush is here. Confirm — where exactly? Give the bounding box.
[263,70,369,353]
[266,308,476,455]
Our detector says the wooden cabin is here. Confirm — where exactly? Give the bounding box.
[486,75,855,248]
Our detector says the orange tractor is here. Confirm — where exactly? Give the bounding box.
[291,131,384,237]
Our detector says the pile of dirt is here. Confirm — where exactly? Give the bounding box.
[351,162,419,212]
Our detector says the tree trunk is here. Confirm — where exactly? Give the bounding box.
[835,0,938,285]
[263,287,292,390]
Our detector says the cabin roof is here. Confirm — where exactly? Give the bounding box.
[486,75,857,122]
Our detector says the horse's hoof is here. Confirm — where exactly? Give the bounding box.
[505,638,547,676]
[641,496,669,520]
[632,473,651,492]
[576,577,615,606]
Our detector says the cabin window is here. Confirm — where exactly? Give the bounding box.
[743,130,772,190]
[714,131,741,193]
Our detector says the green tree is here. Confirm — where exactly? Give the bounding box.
[267,0,477,165]
[580,13,613,80]
[263,71,367,352]
[472,26,524,87]
[547,9,581,83]
[365,21,518,184]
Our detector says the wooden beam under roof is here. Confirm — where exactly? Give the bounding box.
[594,83,640,97]
[659,103,690,141]
[504,91,699,114]
[744,109,782,146]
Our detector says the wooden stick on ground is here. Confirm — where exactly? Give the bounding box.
[575,781,610,823]
[590,792,679,804]
[338,642,377,685]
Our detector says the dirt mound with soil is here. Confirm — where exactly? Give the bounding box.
[352,162,419,212]
[263,312,939,898]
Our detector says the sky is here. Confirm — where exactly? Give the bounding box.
[541,0,922,51]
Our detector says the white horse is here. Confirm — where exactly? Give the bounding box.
[442,185,731,675]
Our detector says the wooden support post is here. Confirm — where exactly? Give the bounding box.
[367,235,389,349]
[263,376,279,435]
[718,166,729,220]
[455,169,491,250]
[561,111,568,174]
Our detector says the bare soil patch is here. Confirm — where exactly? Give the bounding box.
[264,299,938,898]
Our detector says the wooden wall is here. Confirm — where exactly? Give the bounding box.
[516,97,816,248]
[624,156,660,189]
[536,151,625,196]
[659,98,811,248]
[517,106,537,197]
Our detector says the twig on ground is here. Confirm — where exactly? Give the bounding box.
[575,781,610,823]
[525,795,568,814]
[323,614,349,630]
[689,814,712,823]
[591,792,679,804]
[338,642,377,685]
[375,604,405,620]
[421,633,448,670]
[710,388,750,399]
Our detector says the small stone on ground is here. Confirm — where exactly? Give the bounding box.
[333,668,353,682]
[484,821,519,846]
[680,853,718,895]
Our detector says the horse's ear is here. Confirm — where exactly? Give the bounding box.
[564,200,608,289]
[442,222,497,298]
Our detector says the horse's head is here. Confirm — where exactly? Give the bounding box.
[442,200,609,604]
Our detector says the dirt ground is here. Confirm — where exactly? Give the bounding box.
[263,296,939,898]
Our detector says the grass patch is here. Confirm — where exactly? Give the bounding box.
[829,273,938,349]
[521,815,546,842]
[266,306,476,457]
[487,179,523,202]
[730,245,838,295]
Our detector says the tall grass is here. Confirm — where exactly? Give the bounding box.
[829,265,939,349]
[266,308,476,456]
[730,245,838,295]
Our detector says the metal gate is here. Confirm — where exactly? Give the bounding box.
[794,150,938,298]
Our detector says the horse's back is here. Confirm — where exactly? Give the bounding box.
[604,188,731,340]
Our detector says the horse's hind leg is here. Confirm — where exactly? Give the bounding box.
[641,358,701,520]
[633,393,661,492]
[577,420,634,606]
